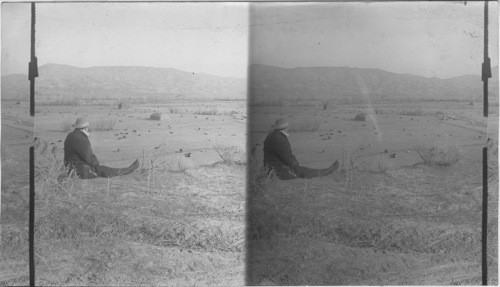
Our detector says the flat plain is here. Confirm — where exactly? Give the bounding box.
[248,100,498,285]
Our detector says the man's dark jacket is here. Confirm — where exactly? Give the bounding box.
[64,129,99,176]
[263,130,299,178]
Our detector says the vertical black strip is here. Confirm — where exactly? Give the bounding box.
[483,78,488,118]
[483,1,489,118]
[482,147,488,285]
[481,1,489,285]
[29,2,36,286]
[30,2,36,117]
[29,146,35,287]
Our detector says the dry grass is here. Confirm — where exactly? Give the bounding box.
[33,138,245,285]
[414,143,460,167]
[247,158,493,285]
[213,144,246,165]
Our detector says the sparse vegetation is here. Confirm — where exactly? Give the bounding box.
[32,136,245,286]
[354,113,366,121]
[213,144,246,165]
[248,151,493,285]
[414,143,460,167]
[149,112,162,121]
[195,108,219,115]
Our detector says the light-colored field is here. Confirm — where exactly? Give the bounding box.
[35,100,247,168]
[248,100,498,285]
[2,99,247,286]
[1,100,32,284]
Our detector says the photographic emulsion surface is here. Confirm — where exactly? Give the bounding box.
[0,1,499,286]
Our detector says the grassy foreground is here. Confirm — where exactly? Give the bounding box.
[32,140,246,286]
[247,147,498,285]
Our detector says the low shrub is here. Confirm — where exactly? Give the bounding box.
[354,113,366,121]
[414,143,460,167]
[150,112,162,121]
[436,144,460,167]
[214,144,246,165]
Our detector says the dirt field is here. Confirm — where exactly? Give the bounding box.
[3,99,247,286]
[248,100,498,285]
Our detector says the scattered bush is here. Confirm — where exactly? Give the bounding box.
[436,144,460,167]
[150,112,162,121]
[414,143,460,167]
[354,113,366,121]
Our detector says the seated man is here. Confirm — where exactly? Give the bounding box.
[64,117,139,179]
[263,118,339,180]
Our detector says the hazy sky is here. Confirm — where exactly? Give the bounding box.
[2,2,249,78]
[2,2,498,79]
[250,2,499,79]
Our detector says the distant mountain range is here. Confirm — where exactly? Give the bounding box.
[2,63,498,101]
[2,64,247,100]
[250,64,499,101]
